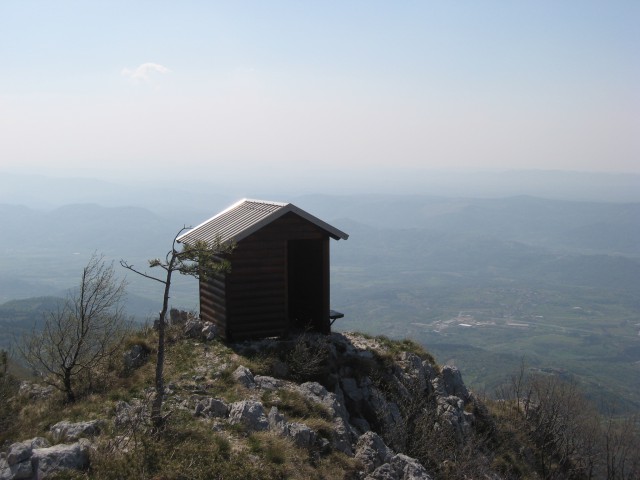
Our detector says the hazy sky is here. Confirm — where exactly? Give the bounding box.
[1,1,638,181]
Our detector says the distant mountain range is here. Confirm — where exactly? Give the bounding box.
[1,178,639,413]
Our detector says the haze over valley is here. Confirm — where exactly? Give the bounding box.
[1,171,638,415]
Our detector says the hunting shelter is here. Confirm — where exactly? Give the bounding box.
[177,199,348,341]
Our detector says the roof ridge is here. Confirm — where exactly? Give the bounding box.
[177,198,348,245]
[243,198,288,207]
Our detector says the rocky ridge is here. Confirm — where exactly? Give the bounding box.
[1,328,488,479]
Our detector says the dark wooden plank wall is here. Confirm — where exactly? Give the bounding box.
[200,212,330,341]
[199,271,227,336]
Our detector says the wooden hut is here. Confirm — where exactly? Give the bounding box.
[177,199,348,341]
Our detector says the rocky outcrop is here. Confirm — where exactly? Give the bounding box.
[0,436,90,480]
[183,318,205,339]
[31,441,90,479]
[216,332,479,477]
[232,365,256,389]
[201,322,217,341]
[355,432,393,472]
[160,309,219,342]
[17,382,54,400]
[367,454,433,480]
[3,331,480,479]
[228,400,269,432]
[194,397,229,418]
[268,407,318,448]
[295,381,356,454]
[355,431,434,479]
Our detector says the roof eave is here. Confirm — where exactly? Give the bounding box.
[285,204,349,240]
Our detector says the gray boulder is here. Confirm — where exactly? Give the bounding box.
[441,366,470,401]
[50,420,103,442]
[7,442,36,467]
[367,386,403,446]
[396,352,430,393]
[201,322,217,341]
[232,366,256,389]
[17,382,54,400]
[228,400,269,432]
[297,382,349,422]
[254,375,284,391]
[296,382,355,454]
[183,318,204,338]
[0,459,32,480]
[355,431,393,474]
[194,397,229,418]
[435,395,473,444]
[367,453,433,480]
[268,407,316,448]
[31,440,90,478]
[284,422,317,448]
[0,437,91,480]
[5,437,49,466]
[268,406,286,431]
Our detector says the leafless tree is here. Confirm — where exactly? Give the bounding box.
[19,254,128,402]
[602,412,640,480]
[120,228,233,428]
[0,349,19,437]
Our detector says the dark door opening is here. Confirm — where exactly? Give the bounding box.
[287,239,324,332]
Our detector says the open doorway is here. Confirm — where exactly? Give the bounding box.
[287,239,324,332]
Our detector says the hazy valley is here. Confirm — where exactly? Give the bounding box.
[1,172,639,415]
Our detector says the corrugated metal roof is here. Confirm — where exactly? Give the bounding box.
[177,198,349,245]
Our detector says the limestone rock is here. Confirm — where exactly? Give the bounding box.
[297,382,349,422]
[296,381,356,454]
[441,366,469,401]
[397,352,427,386]
[268,406,286,432]
[7,443,32,467]
[183,318,204,338]
[284,422,317,448]
[232,366,256,389]
[195,397,229,418]
[31,440,90,478]
[17,382,54,400]
[268,407,316,448]
[367,386,403,444]
[0,458,32,480]
[254,375,284,391]
[355,431,393,474]
[228,400,269,432]
[201,322,217,341]
[50,420,103,442]
[0,437,90,480]
[367,453,433,480]
[6,438,49,466]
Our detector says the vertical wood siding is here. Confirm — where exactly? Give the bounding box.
[199,212,331,341]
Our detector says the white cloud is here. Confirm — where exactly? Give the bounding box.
[121,63,171,82]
